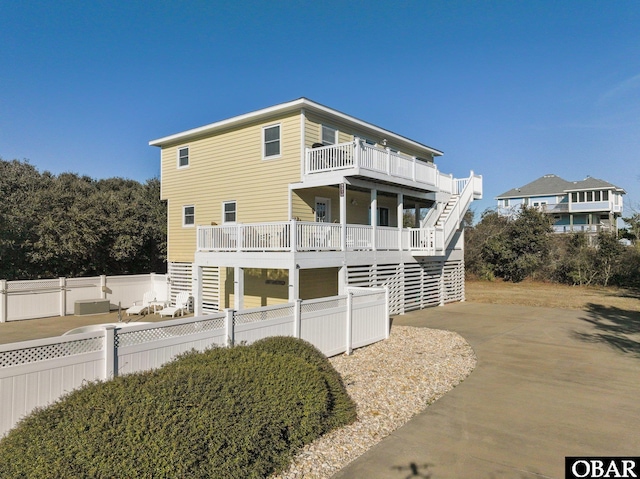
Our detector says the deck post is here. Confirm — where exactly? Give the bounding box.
[193,266,203,316]
[288,264,300,302]
[340,182,347,251]
[371,189,377,250]
[397,192,404,250]
[233,267,244,310]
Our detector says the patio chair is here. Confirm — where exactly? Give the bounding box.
[158,292,191,318]
[126,291,156,316]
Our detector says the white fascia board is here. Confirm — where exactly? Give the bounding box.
[149,98,444,158]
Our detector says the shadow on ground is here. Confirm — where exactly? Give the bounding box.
[390,461,541,478]
[574,302,640,359]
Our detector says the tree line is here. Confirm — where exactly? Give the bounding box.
[0,158,166,280]
[465,207,640,287]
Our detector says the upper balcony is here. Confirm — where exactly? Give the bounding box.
[304,139,472,195]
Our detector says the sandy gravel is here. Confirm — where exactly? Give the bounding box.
[273,325,476,479]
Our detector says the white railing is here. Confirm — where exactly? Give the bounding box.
[0,274,168,323]
[305,142,355,172]
[305,139,451,192]
[0,287,388,438]
[552,224,611,233]
[198,221,439,254]
[297,222,341,251]
[440,173,479,247]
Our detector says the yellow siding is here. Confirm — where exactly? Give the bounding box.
[293,188,399,226]
[300,268,338,299]
[161,112,302,262]
[223,267,289,309]
[304,112,435,162]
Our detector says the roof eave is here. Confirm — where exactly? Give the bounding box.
[149,98,444,157]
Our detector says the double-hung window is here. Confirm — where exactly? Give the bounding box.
[263,124,280,158]
[183,205,195,227]
[223,201,237,223]
[178,146,189,168]
[321,125,337,145]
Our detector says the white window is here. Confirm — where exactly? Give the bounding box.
[183,205,195,227]
[321,125,337,145]
[602,190,609,201]
[586,191,593,202]
[223,201,236,223]
[594,191,601,201]
[315,197,331,223]
[178,147,189,168]
[263,124,281,158]
[503,199,510,207]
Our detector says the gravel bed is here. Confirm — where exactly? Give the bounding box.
[274,325,477,479]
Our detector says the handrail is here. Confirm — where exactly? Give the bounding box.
[305,140,442,192]
[197,221,437,254]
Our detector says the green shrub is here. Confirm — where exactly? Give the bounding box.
[252,336,357,430]
[0,339,354,478]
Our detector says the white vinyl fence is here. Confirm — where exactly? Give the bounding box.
[0,287,388,438]
[0,274,168,323]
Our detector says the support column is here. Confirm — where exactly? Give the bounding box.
[371,189,378,250]
[233,266,244,310]
[338,265,348,295]
[193,266,203,316]
[397,192,404,249]
[289,264,300,302]
[340,182,347,251]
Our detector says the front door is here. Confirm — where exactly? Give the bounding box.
[315,197,331,223]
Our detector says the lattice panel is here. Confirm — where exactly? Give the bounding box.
[0,337,104,368]
[116,317,225,347]
[7,279,60,293]
[234,305,294,325]
[66,277,99,289]
[301,297,346,314]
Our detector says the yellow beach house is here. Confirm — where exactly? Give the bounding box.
[149,98,482,315]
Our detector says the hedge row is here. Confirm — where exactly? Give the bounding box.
[0,337,357,478]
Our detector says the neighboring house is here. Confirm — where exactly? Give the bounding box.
[149,98,482,315]
[496,174,625,234]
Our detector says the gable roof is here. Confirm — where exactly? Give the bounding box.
[149,98,444,157]
[496,174,625,199]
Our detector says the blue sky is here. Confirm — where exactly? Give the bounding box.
[1,0,639,219]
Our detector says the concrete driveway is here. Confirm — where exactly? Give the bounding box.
[333,302,640,479]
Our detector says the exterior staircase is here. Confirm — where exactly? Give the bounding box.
[434,194,459,230]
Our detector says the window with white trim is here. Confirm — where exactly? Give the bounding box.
[321,125,337,145]
[178,146,189,168]
[183,205,195,227]
[263,124,281,158]
[223,201,236,223]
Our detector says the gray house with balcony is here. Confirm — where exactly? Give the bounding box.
[496,174,625,233]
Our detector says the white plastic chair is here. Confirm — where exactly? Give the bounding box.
[126,291,155,316]
[158,292,191,318]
